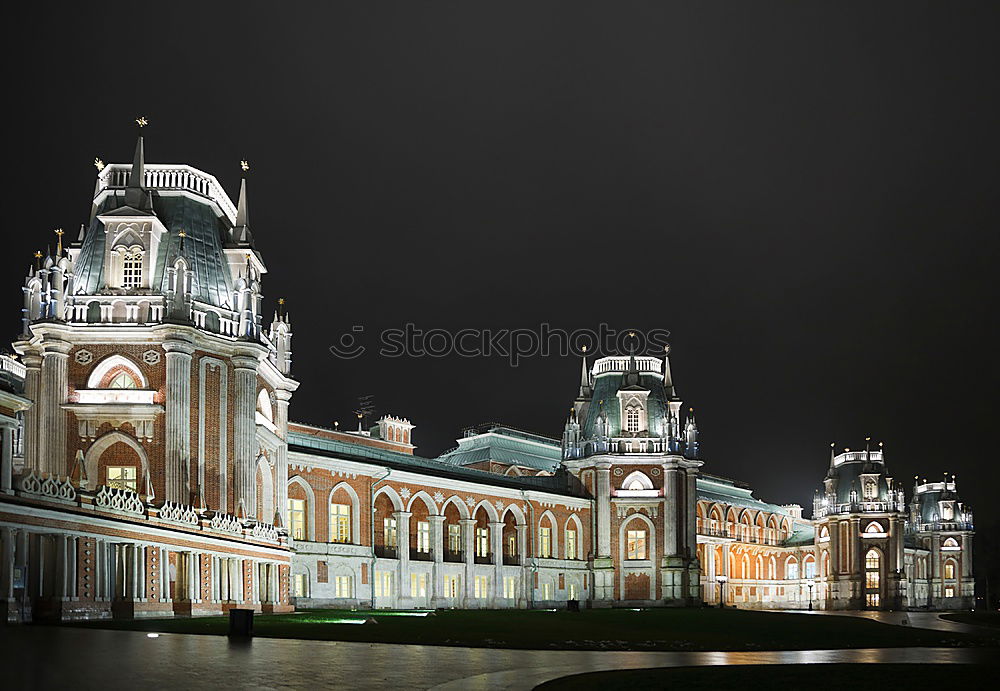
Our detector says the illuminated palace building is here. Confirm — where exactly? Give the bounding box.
[0,136,974,622]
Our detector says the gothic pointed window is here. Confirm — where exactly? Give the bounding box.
[108,371,138,389]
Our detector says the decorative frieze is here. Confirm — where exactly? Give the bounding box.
[158,501,200,526]
[17,470,77,503]
[209,512,244,536]
[95,485,146,516]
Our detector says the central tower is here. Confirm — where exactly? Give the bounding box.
[15,133,297,525]
[561,346,702,606]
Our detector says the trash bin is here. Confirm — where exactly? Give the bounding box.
[229,608,254,638]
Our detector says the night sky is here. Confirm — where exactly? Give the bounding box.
[10,3,999,573]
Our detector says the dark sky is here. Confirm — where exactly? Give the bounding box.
[9,2,999,550]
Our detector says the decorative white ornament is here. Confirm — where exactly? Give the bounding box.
[495,500,505,513]
[651,467,661,476]
[433,491,445,504]
[613,467,624,476]
[465,496,475,507]
[75,349,93,364]
[399,487,412,500]
[142,349,161,365]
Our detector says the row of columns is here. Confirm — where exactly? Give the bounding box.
[377,512,530,605]
[0,527,286,621]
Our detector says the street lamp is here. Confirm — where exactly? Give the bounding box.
[807,579,815,611]
[716,575,728,609]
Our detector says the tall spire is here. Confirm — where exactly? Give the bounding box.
[662,343,678,398]
[231,162,254,246]
[577,345,591,399]
[123,130,152,211]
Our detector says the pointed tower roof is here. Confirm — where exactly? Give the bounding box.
[577,346,592,399]
[229,176,255,247]
[662,344,679,399]
[123,136,153,212]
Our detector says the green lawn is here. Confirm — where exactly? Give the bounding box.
[941,611,1000,629]
[66,607,1000,651]
[536,664,994,690]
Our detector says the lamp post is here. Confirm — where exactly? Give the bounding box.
[716,574,728,609]
[807,579,815,611]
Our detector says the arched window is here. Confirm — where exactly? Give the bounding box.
[620,471,654,493]
[942,537,959,549]
[767,556,776,580]
[865,549,881,608]
[865,521,883,534]
[818,525,830,542]
[786,558,799,580]
[108,371,138,389]
[803,555,816,579]
[625,406,641,433]
[122,249,143,288]
[330,503,350,543]
[943,559,956,580]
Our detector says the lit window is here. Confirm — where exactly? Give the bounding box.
[568,582,578,600]
[474,575,489,598]
[383,517,398,548]
[540,581,552,600]
[416,521,431,553]
[804,558,816,579]
[374,571,393,597]
[108,371,138,389]
[864,480,877,500]
[506,532,517,557]
[330,503,351,543]
[334,575,352,598]
[566,529,577,559]
[944,562,955,579]
[410,573,428,597]
[538,527,552,558]
[106,466,137,492]
[445,575,460,598]
[865,549,880,570]
[475,527,489,557]
[503,576,518,599]
[448,523,462,553]
[625,407,641,433]
[288,498,307,540]
[292,573,307,597]
[626,529,647,560]
[944,586,955,598]
[865,522,883,534]
[122,250,143,288]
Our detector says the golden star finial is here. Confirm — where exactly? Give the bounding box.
[240,160,250,172]
[135,116,148,128]
[94,158,105,171]
[278,298,285,305]
[54,228,64,254]
[33,250,42,259]
[177,230,187,238]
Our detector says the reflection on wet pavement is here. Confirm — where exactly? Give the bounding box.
[2,626,994,691]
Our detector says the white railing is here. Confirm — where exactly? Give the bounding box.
[97,163,238,223]
[0,354,26,380]
[592,355,664,376]
[832,451,884,465]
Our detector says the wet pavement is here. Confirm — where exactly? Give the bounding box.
[771,609,994,635]
[2,626,996,690]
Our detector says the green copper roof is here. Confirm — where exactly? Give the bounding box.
[288,427,582,497]
[74,194,235,310]
[437,428,562,472]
